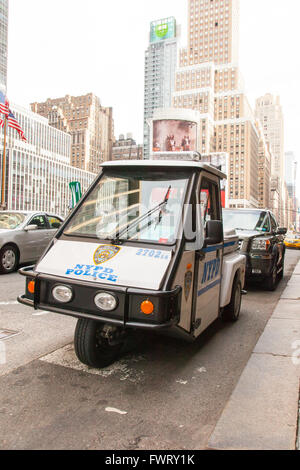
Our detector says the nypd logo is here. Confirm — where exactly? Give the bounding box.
[94,245,121,265]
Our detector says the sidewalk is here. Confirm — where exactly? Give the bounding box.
[208,260,300,450]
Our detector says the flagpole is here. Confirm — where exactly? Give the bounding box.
[1,116,7,209]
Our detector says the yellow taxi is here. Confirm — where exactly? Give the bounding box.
[284,232,300,249]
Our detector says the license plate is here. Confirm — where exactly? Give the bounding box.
[252,269,262,274]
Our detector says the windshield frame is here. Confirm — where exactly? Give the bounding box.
[61,167,195,247]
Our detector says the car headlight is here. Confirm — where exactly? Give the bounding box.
[251,239,270,251]
[94,292,117,312]
[52,285,73,303]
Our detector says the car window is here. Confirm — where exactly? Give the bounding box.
[29,215,47,230]
[47,216,62,229]
[199,178,220,225]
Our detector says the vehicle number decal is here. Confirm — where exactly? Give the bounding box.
[136,249,169,260]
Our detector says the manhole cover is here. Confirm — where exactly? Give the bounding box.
[0,329,20,340]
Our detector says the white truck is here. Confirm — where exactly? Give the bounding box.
[18,155,246,369]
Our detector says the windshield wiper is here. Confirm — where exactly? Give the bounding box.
[110,186,172,244]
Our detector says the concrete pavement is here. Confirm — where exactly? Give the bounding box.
[208,259,300,450]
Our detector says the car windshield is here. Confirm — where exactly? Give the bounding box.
[64,168,190,244]
[0,212,26,230]
[223,210,270,232]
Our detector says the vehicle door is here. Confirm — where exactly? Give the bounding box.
[193,172,223,336]
[270,213,284,265]
[46,215,63,244]
[24,214,50,260]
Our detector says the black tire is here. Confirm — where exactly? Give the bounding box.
[266,259,278,291]
[0,245,18,274]
[278,254,285,281]
[74,319,123,369]
[222,277,242,322]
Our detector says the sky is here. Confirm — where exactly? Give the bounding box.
[7,0,300,195]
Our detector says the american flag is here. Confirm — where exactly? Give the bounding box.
[8,110,27,142]
[0,91,9,117]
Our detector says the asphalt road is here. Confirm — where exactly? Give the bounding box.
[0,248,299,450]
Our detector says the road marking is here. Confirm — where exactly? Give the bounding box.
[105,407,127,415]
[0,301,19,306]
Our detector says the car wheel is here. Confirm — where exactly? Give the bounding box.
[74,319,123,369]
[278,254,285,281]
[0,245,18,274]
[222,277,242,322]
[266,260,278,291]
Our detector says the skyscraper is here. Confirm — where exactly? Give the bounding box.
[144,17,179,159]
[31,93,114,173]
[0,0,8,92]
[173,0,260,209]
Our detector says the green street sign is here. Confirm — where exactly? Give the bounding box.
[69,181,82,208]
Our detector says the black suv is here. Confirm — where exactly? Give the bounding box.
[223,209,287,291]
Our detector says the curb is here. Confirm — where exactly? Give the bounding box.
[207,261,300,450]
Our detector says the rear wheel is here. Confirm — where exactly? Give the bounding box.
[222,278,242,322]
[0,245,18,274]
[74,319,123,369]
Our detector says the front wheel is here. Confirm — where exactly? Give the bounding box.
[266,260,278,291]
[0,245,18,274]
[74,319,123,369]
[222,278,242,322]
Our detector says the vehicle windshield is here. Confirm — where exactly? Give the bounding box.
[0,212,26,230]
[223,210,270,232]
[64,168,191,244]
[287,232,300,239]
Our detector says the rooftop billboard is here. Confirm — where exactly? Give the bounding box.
[150,17,176,43]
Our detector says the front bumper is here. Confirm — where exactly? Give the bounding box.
[284,242,300,249]
[244,253,274,278]
[18,266,182,331]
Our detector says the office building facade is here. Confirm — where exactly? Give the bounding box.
[0,0,8,92]
[31,93,114,174]
[173,0,260,208]
[0,103,95,216]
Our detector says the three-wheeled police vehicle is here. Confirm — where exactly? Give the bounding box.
[18,154,246,369]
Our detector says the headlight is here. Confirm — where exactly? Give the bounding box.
[251,239,270,251]
[94,292,117,312]
[52,285,73,303]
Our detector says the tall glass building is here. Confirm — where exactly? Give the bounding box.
[0,103,96,216]
[0,0,8,92]
[143,17,179,159]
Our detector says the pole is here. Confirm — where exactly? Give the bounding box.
[0,116,7,209]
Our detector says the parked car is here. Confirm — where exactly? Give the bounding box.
[284,232,300,249]
[223,208,287,291]
[0,211,63,274]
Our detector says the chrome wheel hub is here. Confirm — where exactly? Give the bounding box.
[2,250,16,270]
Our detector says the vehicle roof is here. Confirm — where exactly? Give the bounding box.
[102,160,227,180]
[0,210,62,217]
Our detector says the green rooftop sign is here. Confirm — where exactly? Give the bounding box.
[150,17,176,43]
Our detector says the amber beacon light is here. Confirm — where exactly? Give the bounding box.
[140,300,154,315]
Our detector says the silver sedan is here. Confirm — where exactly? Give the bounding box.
[0,211,64,274]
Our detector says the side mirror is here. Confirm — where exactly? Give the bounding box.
[24,224,38,232]
[205,220,223,246]
[277,227,287,235]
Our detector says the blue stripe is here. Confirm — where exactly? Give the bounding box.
[203,241,236,253]
[197,279,221,297]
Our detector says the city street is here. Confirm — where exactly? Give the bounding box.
[0,248,299,450]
